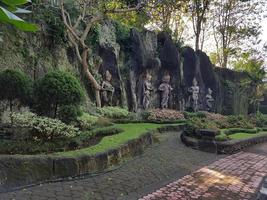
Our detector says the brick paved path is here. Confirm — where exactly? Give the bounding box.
[140,152,267,200]
[0,131,266,200]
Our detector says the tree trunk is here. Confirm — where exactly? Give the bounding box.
[9,100,13,125]
[82,49,102,107]
[195,34,200,50]
[222,49,228,68]
[54,104,58,119]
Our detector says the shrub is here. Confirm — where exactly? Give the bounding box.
[147,109,185,121]
[249,113,267,127]
[215,133,229,141]
[222,128,258,135]
[183,111,206,119]
[34,71,84,118]
[0,69,32,112]
[58,105,82,123]
[77,113,98,130]
[97,106,129,119]
[95,117,113,127]
[227,115,254,129]
[12,112,80,141]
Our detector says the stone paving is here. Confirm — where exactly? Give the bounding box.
[140,152,267,200]
[0,131,266,200]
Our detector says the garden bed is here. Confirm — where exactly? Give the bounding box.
[0,123,185,192]
[181,128,267,154]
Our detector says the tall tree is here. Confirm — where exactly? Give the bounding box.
[145,0,189,34]
[211,0,265,68]
[59,0,144,107]
[190,0,210,50]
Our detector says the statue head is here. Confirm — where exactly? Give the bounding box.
[192,78,198,86]
[162,74,171,84]
[105,70,112,82]
[145,73,152,82]
[208,88,213,95]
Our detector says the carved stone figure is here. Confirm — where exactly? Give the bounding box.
[158,74,173,109]
[188,78,200,112]
[206,88,214,112]
[101,70,114,106]
[142,73,153,110]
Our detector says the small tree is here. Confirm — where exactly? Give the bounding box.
[34,71,84,118]
[0,69,33,122]
[59,0,145,107]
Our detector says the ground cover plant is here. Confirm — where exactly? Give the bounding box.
[183,111,267,142]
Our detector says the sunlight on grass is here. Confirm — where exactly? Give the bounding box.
[229,132,267,140]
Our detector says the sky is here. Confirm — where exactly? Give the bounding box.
[262,18,267,44]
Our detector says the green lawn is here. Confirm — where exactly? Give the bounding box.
[228,132,267,140]
[54,123,170,157]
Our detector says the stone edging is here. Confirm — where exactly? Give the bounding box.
[181,132,267,154]
[0,124,185,193]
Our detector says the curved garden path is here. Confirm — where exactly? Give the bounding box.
[1,131,266,200]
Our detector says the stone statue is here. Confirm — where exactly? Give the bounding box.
[142,73,153,110]
[206,88,214,112]
[158,74,173,109]
[188,78,200,112]
[101,70,114,106]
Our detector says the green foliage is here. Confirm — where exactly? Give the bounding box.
[0,69,33,111]
[0,140,64,155]
[183,111,206,119]
[34,71,84,118]
[95,117,113,127]
[114,21,131,45]
[77,113,99,130]
[215,133,229,141]
[259,105,267,115]
[226,115,254,129]
[78,126,123,142]
[233,52,265,82]
[58,105,82,124]
[108,5,149,29]
[97,106,129,119]
[38,5,66,46]
[0,0,38,31]
[249,113,267,128]
[12,111,80,141]
[86,24,100,50]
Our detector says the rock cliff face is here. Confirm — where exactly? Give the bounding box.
[119,29,255,115]
[0,21,256,115]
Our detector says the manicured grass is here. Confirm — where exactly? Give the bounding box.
[228,132,267,140]
[55,123,172,157]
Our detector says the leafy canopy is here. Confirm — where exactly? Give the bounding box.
[233,52,265,82]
